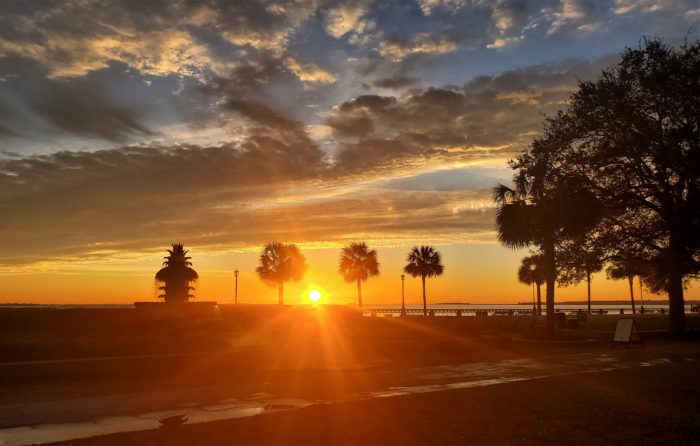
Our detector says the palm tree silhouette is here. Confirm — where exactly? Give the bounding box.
[256,242,306,305]
[518,254,545,315]
[557,240,604,315]
[339,242,380,310]
[494,155,598,332]
[607,255,644,314]
[494,171,558,329]
[404,246,444,316]
[155,244,198,303]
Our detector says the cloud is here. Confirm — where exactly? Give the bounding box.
[34,81,154,141]
[0,0,319,79]
[487,1,532,49]
[326,56,618,174]
[0,52,647,269]
[417,0,473,16]
[0,130,327,265]
[225,100,296,129]
[0,57,158,143]
[487,36,522,49]
[383,166,512,191]
[3,52,618,266]
[613,0,667,15]
[285,58,337,84]
[221,0,318,53]
[324,1,374,39]
[373,75,419,89]
[0,26,215,79]
[684,9,700,21]
[378,33,459,61]
[545,0,608,36]
[0,140,497,266]
[205,57,289,98]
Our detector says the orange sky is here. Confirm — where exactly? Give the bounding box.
[1,3,697,308]
[3,244,697,306]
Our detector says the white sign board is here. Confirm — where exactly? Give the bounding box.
[614,318,641,343]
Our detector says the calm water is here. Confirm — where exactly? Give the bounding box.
[0,303,694,315]
[365,303,693,315]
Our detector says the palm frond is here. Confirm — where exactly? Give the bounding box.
[256,242,307,287]
[404,245,444,278]
[338,241,380,283]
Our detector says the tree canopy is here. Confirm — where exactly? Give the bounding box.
[504,38,699,335]
[339,242,380,309]
[256,242,306,305]
[404,245,444,316]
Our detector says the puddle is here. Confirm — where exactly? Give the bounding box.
[0,417,160,446]
[0,400,311,446]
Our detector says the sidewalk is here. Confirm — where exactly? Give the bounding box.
[2,343,699,445]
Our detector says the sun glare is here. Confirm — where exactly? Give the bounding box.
[308,289,322,303]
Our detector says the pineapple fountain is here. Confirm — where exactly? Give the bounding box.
[134,243,220,320]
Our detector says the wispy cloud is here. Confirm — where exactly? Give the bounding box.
[0,0,694,270]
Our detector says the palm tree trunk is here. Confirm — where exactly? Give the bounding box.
[357,278,363,310]
[278,281,284,305]
[543,234,556,334]
[536,283,542,316]
[586,272,591,315]
[627,275,635,314]
[421,275,427,316]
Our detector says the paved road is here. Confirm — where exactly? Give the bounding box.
[1,342,699,446]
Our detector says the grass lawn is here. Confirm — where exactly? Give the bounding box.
[48,359,700,446]
[2,307,697,363]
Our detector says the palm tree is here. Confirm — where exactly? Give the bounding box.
[338,242,380,310]
[494,148,599,332]
[403,246,444,316]
[518,254,545,315]
[155,243,199,303]
[556,239,605,314]
[606,255,644,314]
[256,242,306,305]
[581,255,604,315]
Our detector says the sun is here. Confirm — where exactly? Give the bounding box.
[308,289,322,303]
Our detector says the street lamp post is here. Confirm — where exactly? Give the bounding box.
[400,274,406,317]
[234,269,239,304]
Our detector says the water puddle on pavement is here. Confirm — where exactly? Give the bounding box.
[0,352,691,446]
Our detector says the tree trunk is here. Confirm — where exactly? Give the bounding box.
[536,283,542,316]
[667,235,685,337]
[421,275,427,316]
[627,276,635,314]
[586,272,591,315]
[543,234,556,334]
[278,281,284,305]
[357,278,363,310]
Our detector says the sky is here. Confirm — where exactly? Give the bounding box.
[0,0,698,305]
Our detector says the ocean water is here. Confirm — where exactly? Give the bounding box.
[364,303,693,316]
